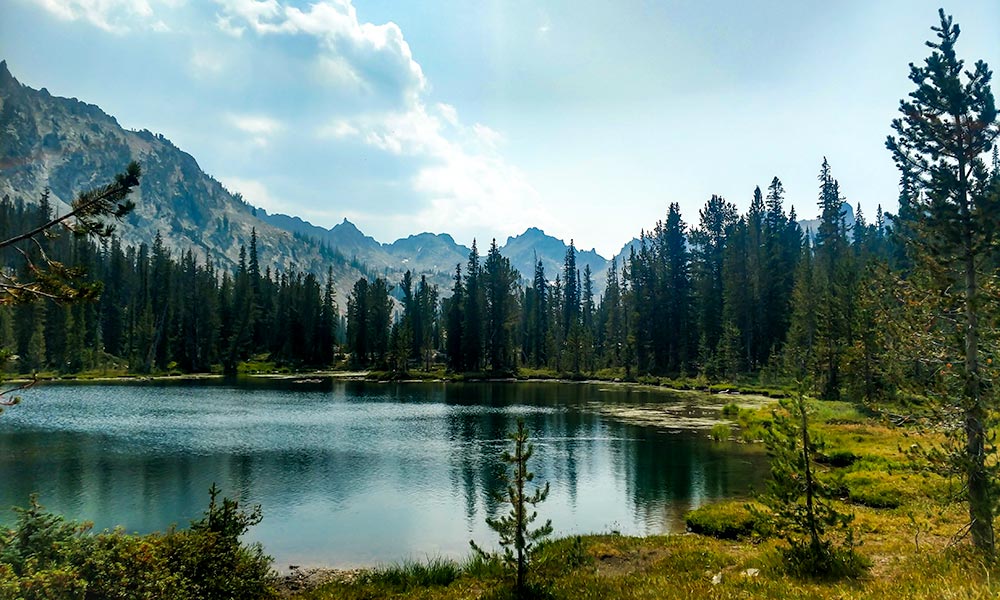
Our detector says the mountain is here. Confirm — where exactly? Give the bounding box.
[387,232,470,275]
[258,209,468,277]
[499,227,609,292]
[259,211,612,295]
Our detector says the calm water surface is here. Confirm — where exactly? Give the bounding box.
[0,379,766,567]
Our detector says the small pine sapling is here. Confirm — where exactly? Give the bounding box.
[752,390,867,578]
[471,418,553,596]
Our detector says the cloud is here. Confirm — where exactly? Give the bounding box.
[472,123,504,150]
[215,0,425,107]
[190,48,227,75]
[219,176,288,214]
[33,0,173,33]
[326,101,550,242]
[208,0,547,243]
[39,0,547,244]
[226,113,284,147]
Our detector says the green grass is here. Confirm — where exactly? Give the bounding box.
[685,500,767,540]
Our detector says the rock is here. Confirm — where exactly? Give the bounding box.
[711,571,722,585]
[742,568,760,578]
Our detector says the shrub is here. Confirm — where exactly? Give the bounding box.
[721,402,741,417]
[842,471,919,509]
[815,450,859,467]
[76,531,189,599]
[0,488,276,600]
[164,484,277,600]
[709,423,732,442]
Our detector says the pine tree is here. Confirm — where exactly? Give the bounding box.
[446,264,465,372]
[484,239,519,373]
[691,195,738,371]
[885,9,1000,556]
[753,391,865,577]
[811,159,855,400]
[462,241,483,371]
[471,418,552,596]
[598,257,623,368]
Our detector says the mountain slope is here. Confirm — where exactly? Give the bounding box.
[0,60,377,304]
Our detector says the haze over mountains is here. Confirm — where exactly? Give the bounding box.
[0,60,842,303]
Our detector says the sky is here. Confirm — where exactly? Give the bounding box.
[1,1,998,257]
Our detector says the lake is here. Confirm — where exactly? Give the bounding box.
[0,379,767,568]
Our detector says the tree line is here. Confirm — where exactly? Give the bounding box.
[344,158,905,397]
[0,195,339,374]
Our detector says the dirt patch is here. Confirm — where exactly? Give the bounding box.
[592,543,671,577]
[277,567,366,597]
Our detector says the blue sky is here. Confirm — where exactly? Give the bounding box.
[2,0,998,256]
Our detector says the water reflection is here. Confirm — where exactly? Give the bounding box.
[0,380,765,567]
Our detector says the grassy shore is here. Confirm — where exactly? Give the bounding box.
[289,399,997,600]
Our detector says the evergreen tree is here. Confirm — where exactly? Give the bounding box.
[885,9,1000,556]
[691,195,738,371]
[462,241,484,371]
[483,239,520,373]
[471,418,552,596]
[811,159,855,400]
[446,264,465,372]
[598,257,623,368]
[753,391,865,577]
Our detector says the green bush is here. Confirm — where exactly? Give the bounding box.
[76,531,189,599]
[164,484,277,600]
[0,488,276,600]
[709,423,732,442]
[721,403,741,417]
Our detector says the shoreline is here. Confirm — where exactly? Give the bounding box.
[4,369,784,398]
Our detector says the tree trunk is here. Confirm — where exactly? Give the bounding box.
[955,125,994,556]
[964,249,994,556]
[800,397,822,553]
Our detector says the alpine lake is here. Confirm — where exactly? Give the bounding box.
[0,378,768,569]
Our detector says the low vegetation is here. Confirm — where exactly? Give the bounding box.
[0,486,277,600]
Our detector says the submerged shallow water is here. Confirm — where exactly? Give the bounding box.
[0,379,766,567]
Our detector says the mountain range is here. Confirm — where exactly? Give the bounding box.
[0,59,842,306]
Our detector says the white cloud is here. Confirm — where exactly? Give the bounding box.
[33,0,173,33]
[472,123,503,149]
[190,49,226,75]
[325,101,550,242]
[313,55,364,91]
[226,113,284,147]
[215,0,546,242]
[215,14,245,37]
[215,0,425,106]
[219,176,288,213]
[318,120,360,139]
[436,103,458,127]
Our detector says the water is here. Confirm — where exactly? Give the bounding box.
[0,379,766,568]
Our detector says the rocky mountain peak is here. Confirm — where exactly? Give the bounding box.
[0,60,18,91]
